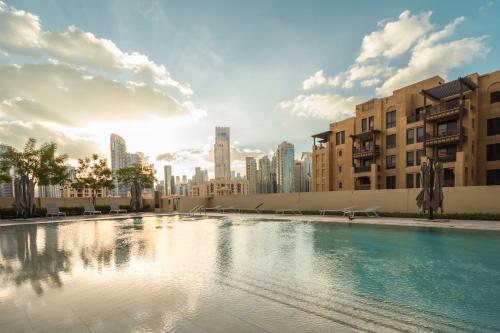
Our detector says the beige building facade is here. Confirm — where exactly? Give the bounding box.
[191,178,249,197]
[312,69,500,191]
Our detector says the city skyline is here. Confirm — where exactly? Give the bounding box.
[0,1,499,177]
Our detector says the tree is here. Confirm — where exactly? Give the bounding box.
[72,154,114,206]
[0,138,68,218]
[117,164,156,212]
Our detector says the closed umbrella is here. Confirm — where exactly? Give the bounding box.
[432,162,444,213]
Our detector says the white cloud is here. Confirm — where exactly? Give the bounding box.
[0,1,192,96]
[278,94,361,120]
[302,70,327,90]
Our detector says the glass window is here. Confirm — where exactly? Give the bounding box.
[386,176,396,189]
[416,149,425,165]
[338,149,343,157]
[416,173,421,188]
[386,134,396,149]
[406,129,414,144]
[487,143,500,161]
[437,145,457,160]
[386,111,396,128]
[362,118,367,132]
[368,116,375,130]
[487,169,500,185]
[416,127,424,143]
[386,155,396,169]
[406,151,414,166]
[336,132,341,145]
[487,117,500,136]
[341,131,345,144]
[437,120,457,136]
[491,91,500,104]
[406,174,414,188]
[339,181,343,189]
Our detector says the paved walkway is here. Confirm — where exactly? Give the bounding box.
[1,211,499,231]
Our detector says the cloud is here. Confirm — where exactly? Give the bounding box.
[0,1,192,96]
[302,70,327,90]
[278,94,361,120]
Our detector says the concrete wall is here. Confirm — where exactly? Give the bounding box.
[177,185,500,214]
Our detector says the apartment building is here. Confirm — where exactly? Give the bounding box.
[191,178,249,197]
[312,69,500,191]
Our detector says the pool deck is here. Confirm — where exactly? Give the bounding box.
[1,212,499,231]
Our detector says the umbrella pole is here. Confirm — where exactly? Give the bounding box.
[429,159,434,220]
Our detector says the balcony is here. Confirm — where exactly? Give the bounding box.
[355,184,371,190]
[424,100,470,122]
[354,165,371,173]
[353,145,380,159]
[436,154,456,163]
[407,113,424,124]
[425,127,465,146]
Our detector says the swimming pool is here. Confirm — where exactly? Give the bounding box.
[0,216,499,332]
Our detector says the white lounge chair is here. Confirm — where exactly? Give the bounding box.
[344,206,381,219]
[319,206,356,216]
[184,205,204,216]
[237,203,263,213]
[46,204,66,217]
[203,205,222,213]
[84,203,102,215]
[110,203,127,214]
[276,202,302,215]
[218,205,236,213]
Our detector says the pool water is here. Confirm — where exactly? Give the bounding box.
[0,216,499,333]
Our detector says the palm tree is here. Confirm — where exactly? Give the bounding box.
[117,164,156,212]
[0,138,68,218]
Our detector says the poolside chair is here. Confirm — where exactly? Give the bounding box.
[110,203,127,214]
[184,205,204,216]
[344,206,381,219]
[218,205,236,213]
[46,204,66,217]
[237,203,263,213]
[83,203,102,215]
[203,205,222,213]
[275,202,302,215]
[319,206,356,216]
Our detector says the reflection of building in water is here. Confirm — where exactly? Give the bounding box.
[215,222,233,274]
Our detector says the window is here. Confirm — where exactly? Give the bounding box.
[386,134,396,149]
[386,176,396,189]
[336,132,341,145]
[437,145,457,160]
[338,165,342,173]
[406,174,414,188]
[368,116,375,130]
[491,91,500,104]
[338,149,343,157]
[341,131,345,144]
[406,151,414,166]
[386,110,396,128]
[339,181,343,189]
[416,127,424,143]
[407,129,414,144]
[416,149,425,165]
[487,117,500,136]
[487,169,500,185]
[416,173,421,188]
[487,143,500,161]
[386,155,396,169]
[362,159,372,167]
[437,120,457,136]
[362,118,367,132]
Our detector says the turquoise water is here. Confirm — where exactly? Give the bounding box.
[0,216,499,332]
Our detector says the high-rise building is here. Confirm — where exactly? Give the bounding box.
[245,157,258,193]
[258,156,271,193]
[193,167,209,183]
[293,161,303,193]
[214,127,231,179]
[312,70,500,191]
[301,152,313,192]
[127,152,145,166]
[164,165,172,195]
[38,184,62,198]
[270,155,278,193]
[0,144,14,198]
[276,141,295,193]
[110,133,128,196]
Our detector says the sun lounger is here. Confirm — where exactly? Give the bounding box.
[276,202,302,215]
[319,206,356,216]
[46,204,66,217]
[218,205,235,213]
[344,206,381,219]
[83,203,102,215]
[184,205,204,216]
[110,203,127,214]
[203,205,222,213]
[237,203,263,213]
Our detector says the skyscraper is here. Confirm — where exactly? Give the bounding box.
[0,144,14,198]
[258,155,271,193]
[276,141,295,193]
[301,152,313,192]
[110,133,128,196]
[127,152,145,166]
[245,157,258,194]
[214,127,231,179]
[164,165,172,195]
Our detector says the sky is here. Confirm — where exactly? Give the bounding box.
[0,0,499,179]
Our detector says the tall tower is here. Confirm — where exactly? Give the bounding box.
[110,133,128,196]
[214,127,231,179]
[164,165,172,195]
[245,157,258,194]
[276,141,295,193]
[258,155,271,193]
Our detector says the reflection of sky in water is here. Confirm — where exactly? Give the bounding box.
[0,217,499,332]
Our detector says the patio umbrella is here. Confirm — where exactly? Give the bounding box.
[416,162,430,212]
[432,162,444,213]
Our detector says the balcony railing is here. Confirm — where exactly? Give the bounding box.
[407,113,424,124]
[436,154,456,163]
[443,179,455,187]
[355,184,371,190]
[353,145,380,159]
[425,127,465,146]
[354,165,371,173]
[425,100,469,121]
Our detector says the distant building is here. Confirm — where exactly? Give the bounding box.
[193,167,209,183]
[245,157,258,193]
[214,127,231,179]
[127,152,145,166]
[156,180,165,196]
[276,141,295,193]
[301,152,313,192]
[270,155,278,193]
[0,144,14,198]
[110,133,128,196]
[191,178,249,197]
[38,184,62,198]
[164,165,172,195]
